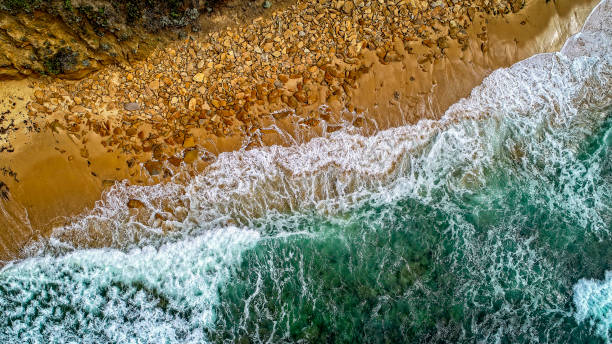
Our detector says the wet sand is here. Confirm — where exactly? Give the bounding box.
[0,0,601,261]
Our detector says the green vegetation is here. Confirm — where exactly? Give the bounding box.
[1,0,206,29]
[42,46,77,75]
[77,4,109,36]
[0,0,44,12]
[113,0,190,25]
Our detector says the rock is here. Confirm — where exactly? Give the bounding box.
[30,103,49,113]
[183,136,196,148]
[70,105,89,113]
[150,80,160,90]
[342,1,355,14]
[326,124,343,133]
[142,143,153,153]
[263,42,274,52]
[422,39,436,48]
[278,74,289,83]
[302,117,320,127]
[34,90,45,100]
[287,96,298,108]
[127,199,145,209]
[417,54,432,64]
[124,102,141,111]
[437,37,449,49]
[168,156,183,167]
[152,145,165,160]
[481,42,488,53]
[184,149,199,164]
[144,160,163,176]
[263,0,272,9]
[294,90,307,103]
[353,117,365,127]
[102,180,116,187]
[272,110,292,120]
[0,182,9,201]
[193,73,206,82]
[326,94,339,104]
[188,98,197,111]
[510,0,524,13]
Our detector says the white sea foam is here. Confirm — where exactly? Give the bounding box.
[1,227,259,343]
[573,271,612,342]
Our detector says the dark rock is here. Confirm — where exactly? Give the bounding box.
[144,160,162,175]
[510,0,525,13]
[127,199,145,208]
[168,156,183,167]
[124,102,141,111]
[437,37,449,49]
[0,182,9,200]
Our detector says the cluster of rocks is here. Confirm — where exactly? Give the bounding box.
[0,110,17,153]
[25,0,524,180]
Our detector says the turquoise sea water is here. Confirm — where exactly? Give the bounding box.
[210,112,611,343]
[1,1,611,343]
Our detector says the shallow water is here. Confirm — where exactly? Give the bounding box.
[1,1,611,343]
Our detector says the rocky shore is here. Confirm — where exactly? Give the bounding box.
[0,0,600,260]
[0,0,221,79]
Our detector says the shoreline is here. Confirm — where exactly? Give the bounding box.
[0,0,601,261]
